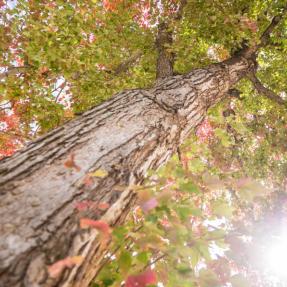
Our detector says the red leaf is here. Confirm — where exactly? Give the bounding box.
[74,201,110,212]
[82,174,94,187]
[98,202,110,210]
[64,153,81,171]
[80,218,111,236]
[48,256,83,278]
[126,269,157,287]
[74,201,91,211]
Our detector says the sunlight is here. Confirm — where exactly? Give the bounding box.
[265,235,287,280]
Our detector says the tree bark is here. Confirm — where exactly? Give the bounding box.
[0,55,253,287]
[156,22,174,79]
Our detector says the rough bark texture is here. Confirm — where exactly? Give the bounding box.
[0,55,253,287]
[156,22,174,79]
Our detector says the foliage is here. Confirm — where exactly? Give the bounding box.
[91,130,282,287]
[1,0,287,286]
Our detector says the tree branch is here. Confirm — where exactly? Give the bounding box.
[174,0,187,20]
[1,52,143,81]
[113,51,142,75]
[155,22,174,79]
[247,70,285,105]
[238,5,287,58]
[155,0,187,79]
[259,6,287,49]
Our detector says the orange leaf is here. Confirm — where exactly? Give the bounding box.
[98,202,110,210]
[80,218,111,236]
[83,174,94,187]
[64,153,81,171]
[74,201,109,212]
[48,256,83,278]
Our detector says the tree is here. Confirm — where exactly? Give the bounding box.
[0,1,287,286]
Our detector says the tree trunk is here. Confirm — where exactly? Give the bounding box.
[0,55,252,287]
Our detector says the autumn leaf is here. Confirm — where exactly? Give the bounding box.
[125,268,157,287]
[39,66,49,75]
[48,256,83,278]
[82,174,94,187]
[90,169,108,178]
[64,153,81,171]
[98,202,110,210]
[75,201,110,212]
[80,218,111,237]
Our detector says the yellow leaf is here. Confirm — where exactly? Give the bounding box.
[90,169,108,178]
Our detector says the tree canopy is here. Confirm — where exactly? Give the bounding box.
[1,0,287,286]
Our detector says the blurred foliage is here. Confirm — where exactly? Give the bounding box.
[1,0,287,286]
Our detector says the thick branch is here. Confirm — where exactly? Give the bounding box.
[155,22,174,79]
[247,71,285,105]
[155,1,187,79]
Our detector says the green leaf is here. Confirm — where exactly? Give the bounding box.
[118,250,132,273]
[136,251,150,265]
[179,181,199,194]
[212,200,233,218]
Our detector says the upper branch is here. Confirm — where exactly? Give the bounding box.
[240,5,287,58]
[155,22,174,79]
[247,70,285,105]
[259,6,287,49]
[155,0,187,79]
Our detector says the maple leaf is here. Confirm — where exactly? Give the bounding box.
[126,268,157,287]
[64,153,81,171]
[48,256,83,278]
[80,218,111,237]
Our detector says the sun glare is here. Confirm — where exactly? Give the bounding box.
[265,235,287,281]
